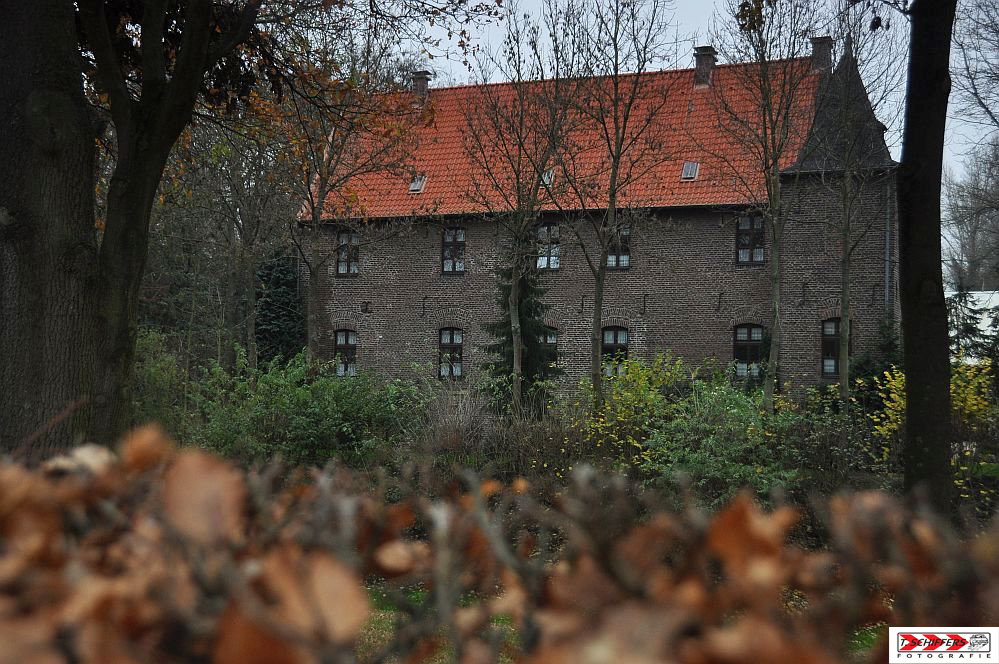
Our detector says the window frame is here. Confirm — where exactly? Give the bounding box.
[438,328,464,380]
[409,174,427,193]
[821,318,848,378]
[536,223,561,271]
[441,227,466,274]
[606,224,632,270]
[335,229,360,277]
[735,215,765,265]
[601,326,629,376]
[681,161,700,181]
[333,329,358,377]
[733,324,764,380]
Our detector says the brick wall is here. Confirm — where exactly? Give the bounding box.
[303,170,898,392]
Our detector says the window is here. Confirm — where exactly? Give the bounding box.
[536,223,560,270]
[543,326,558,348]
[442,227,466,273]
[681,161,700,180]
[821,318,841,377]
[439,328,463,379]
[601,326,629,376]
[733,324,764,379]
[334,329,357,377]
[736,215,764,264]
[607,225,631,269]
[336,230,359,276]
[541,168,555,186]
[409,174,427,193]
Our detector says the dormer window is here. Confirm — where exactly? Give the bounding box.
[409,174,427,193]
[681,161,700,181]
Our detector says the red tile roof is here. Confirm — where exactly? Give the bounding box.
[320,59,822,220]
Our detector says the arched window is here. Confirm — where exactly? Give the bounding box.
[601,326,629,376]
[334,329,357,377]
[733,324,764,379]
[543,326,558,349]
[439,328,464,379]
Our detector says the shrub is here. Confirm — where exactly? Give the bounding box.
[640,374,798,510]
[131,328,191,437]
[186,353,426,468]
[14,435,999,663]
[565,353,688,472]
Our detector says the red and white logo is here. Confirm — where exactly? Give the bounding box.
[890,627,999,663]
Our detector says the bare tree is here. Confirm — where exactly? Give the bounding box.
[462,2,579,413]
[278,23,426,360]
[800,5,903,400]
[705,0,824,410]
[549,0,680,406]
[955,0,999,135]
[944,138,999,290]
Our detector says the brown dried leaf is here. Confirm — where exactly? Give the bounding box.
[162,451,245,546]
[373,539,431,577]
[119,426,174,473]
[213,604,311,664]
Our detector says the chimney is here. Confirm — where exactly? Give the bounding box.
[411,70,432,101]
[810,36,833,72]
[693,46,717,86]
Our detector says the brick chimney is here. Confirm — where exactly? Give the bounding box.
[810,36,833,72]
[411,70,432,101]
[693,46,717,86]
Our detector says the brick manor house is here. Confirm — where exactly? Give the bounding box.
[303,37,898,389]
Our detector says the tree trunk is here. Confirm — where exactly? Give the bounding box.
[763,218,782,412]
[509,253,524,417]
[90,130,172,444]
[244,252,258,371]
[0,1,98,461]
[590,260,607,408]
[222,250,240,372]
[306,227,324,362]
[898,0,957,512]
[839,175,852,402]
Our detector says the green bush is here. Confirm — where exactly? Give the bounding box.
[131,331,426,469]
[640,375,798,510]
[188,352,426,468]
[132,329,191,437]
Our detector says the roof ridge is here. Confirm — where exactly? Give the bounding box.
[423,56,814,93]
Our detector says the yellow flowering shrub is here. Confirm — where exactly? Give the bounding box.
[868,361,998,520]
[869,360,995,440]
[560,354,687,471]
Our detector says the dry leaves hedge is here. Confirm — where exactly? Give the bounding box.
[1,426,996,663]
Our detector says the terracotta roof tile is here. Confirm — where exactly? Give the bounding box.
[320,59,821,220]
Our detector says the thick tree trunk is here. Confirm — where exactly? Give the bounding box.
[509,255,524,416]
[90,132,172,444]
[0,2,98,461]
[898,0,957,512]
